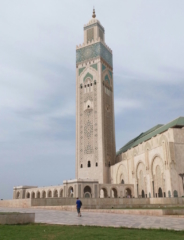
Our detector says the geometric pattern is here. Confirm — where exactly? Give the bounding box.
[79,67,86,76]
[105,74,110,85]
[90,63,97,71]
[102,64,106,71]
[83,72,93,82]
[76,42,112,67]
[108,70,112,79]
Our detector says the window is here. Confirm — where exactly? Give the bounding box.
[80,164,83,168]
[96,162,98,167]
[87,161,91,168]
[87,28,94,42]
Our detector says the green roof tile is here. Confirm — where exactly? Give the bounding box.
[116,117,184,156]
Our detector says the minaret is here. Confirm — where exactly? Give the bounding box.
[76,9,116,183]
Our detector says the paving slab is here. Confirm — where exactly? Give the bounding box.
[0,207,184,230]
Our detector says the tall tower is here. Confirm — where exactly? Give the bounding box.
[76,9,116,183]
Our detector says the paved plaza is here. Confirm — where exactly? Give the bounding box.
[0,207,184,230]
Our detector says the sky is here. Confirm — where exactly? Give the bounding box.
[0,0,184,199]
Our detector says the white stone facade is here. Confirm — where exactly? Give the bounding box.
[111,127,184,198]
[76,16,116,183]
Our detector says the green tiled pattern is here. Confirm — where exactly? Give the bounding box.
[84,72,93,82]
[76,42,112,67]
[102,64,106,71]
[105,74,110,84]
[79,67,86,76]
[90,63,98,70]
[108,70,112,79]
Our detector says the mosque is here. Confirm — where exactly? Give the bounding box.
[13,10,184,200]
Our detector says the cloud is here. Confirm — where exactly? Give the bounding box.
[0,0,184,199]
[115,98,143,115]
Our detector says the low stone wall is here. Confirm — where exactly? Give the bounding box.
[0,213,35,224]
[0,197,184,209]
[0,199,31,208]
[31,197,184,208]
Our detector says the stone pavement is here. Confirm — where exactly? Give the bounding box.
[0,207,184,230]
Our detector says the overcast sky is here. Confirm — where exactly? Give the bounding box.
[0,0,184,199]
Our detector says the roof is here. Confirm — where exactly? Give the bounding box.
[116,116,184,156]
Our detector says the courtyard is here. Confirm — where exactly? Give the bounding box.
[0,207,184,230]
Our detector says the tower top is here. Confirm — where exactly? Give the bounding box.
[92,8,96,18]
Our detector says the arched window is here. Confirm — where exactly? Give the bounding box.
[26,192,30,199]
[87,161,91,168]
[173,190,178,197]
[121,179,124,184]
[80,164,83,168]
[16,192,20,199]
[96,162,98,167]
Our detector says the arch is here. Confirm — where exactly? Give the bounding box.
[144,142,151,151]
[173,190,178,198]
[111,188,118,198]
[102,69,112,86]
[125,188,132,198]
[116,164,128,184]
[84,185,92,198]
[80,67,98,85]
[60,189,63,198]
[159,134,168,146]
[83,72,93,82]
[47,190,52,198]
[84,186,91,194]
[84,192,91,198]
[136,161,146,179]
[100,188,108,198]
[168,190,171,197]
[26,192,30,199]
[31,192,35,199]
[36,191,40,199]
[53,189,58,198]
[158,187,163,198]
[16,191,20,199]
[42,191,46,198]
[87,161,91,167]
[136,162,146,197]
[68,186,74,197]
[151,155,164,178]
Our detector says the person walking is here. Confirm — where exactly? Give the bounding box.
[76,197,82,217]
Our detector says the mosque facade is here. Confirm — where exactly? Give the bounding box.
[13,10,184,200]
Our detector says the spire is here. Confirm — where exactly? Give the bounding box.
[92,8,96,18]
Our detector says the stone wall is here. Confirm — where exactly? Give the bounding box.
[0,199,31,208]
[0,213,35,225]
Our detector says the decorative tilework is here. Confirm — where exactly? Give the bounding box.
[90,63,97,71]
[84,72,93,82]
[102,64,106,71]
[84,23,104,33]
[108,70,112,79]
[105,74,110,85]
[79,67,86,76]
[76,42,112,67]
